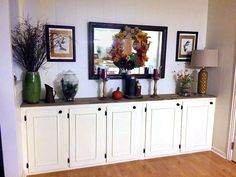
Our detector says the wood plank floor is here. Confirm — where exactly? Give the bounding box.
[29,152,236,177]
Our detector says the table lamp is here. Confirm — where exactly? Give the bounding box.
[191,49,218,95]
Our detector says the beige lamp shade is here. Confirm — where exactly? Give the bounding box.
[191,49,218,68]
[190,49,218,95]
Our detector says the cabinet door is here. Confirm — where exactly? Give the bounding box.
[70,105,106,167]
[26,108,68,174]
[107,103,141,163]
[181,99,215,152]
[145,100,182,157]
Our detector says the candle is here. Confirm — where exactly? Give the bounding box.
[100,68,107,80]
[153,68,159,80]
[144,67,149,75]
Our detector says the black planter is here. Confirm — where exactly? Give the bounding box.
[123,74,137,97]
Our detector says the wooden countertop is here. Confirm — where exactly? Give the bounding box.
[21,94,216,108]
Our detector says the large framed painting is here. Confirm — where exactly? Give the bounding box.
[175,31,198,62]
[45,25,76,62]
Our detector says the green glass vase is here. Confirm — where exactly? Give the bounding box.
[23,72,41,103]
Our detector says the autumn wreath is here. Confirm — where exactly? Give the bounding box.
[109,26,150,71]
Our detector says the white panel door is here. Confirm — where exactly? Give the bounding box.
[181,99,215,152]
[26,108,69,174]
[145,100,182,157]
[70,105,106,167]
[107,103,140,163]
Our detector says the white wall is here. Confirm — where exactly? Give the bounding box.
[207,0,236,157]
[16,0,209,98]
[0,0,21,176]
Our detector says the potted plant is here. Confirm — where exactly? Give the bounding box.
[12,18,47,103]
[175,70,194,96]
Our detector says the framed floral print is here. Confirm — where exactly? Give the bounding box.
[45,25,76,62]
[175,31,198,62]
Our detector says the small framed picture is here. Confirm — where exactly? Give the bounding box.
[175,31,198,62]
[45,25,76,62]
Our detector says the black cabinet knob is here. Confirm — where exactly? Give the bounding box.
[210,102,213,105]
[133,106,136,109]
[98,108,101,111]
[176,103,180,106]
[58,110,62,114]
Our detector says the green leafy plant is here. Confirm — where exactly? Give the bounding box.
[11,18,47,72]
[175,70,194,87]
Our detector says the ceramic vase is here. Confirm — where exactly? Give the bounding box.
[23,72,41,103]
[61,70,79,101]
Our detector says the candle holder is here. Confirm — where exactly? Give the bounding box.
[99,68,109,100]
[151,79,158,97]
[151,68,159,97]
[100,79,108,100]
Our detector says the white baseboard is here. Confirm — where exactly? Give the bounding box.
[211,146,227,159]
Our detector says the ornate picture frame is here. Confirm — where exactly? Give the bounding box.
[175,31,198,62]
[45,25,76,62]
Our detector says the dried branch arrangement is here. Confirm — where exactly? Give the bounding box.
[12,18,47,72]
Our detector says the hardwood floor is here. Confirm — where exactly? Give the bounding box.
[29,152,236,177]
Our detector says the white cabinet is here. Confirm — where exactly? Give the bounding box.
[22,97,216,175]
[145,100,182,157]
[181,99,215,153]
[69,105,106,168]
[144,98,215,157]
[106,103,143,163]
[25,107,69,174]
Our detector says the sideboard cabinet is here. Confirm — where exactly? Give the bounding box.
[21,96,215,175]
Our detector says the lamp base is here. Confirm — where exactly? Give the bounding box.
[198,68,208,95]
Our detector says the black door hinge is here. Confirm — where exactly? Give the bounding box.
[67,113,70,119]
[67,158,70,164]
[179,144,181,149]
[24,115,27,122]
[145,107,147,112]
[181,105,183,110]
[231,142,235,150]
[26,163,29,169]
[143,148,146,153]
[104,153,107,159]
[105,111,107,116]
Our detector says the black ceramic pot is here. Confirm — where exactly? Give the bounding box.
[123,74,136,97]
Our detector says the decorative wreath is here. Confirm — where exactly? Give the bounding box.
[109,26,150,70]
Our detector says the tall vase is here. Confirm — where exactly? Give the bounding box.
[23,72,41,103]
[123,71,137,98]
